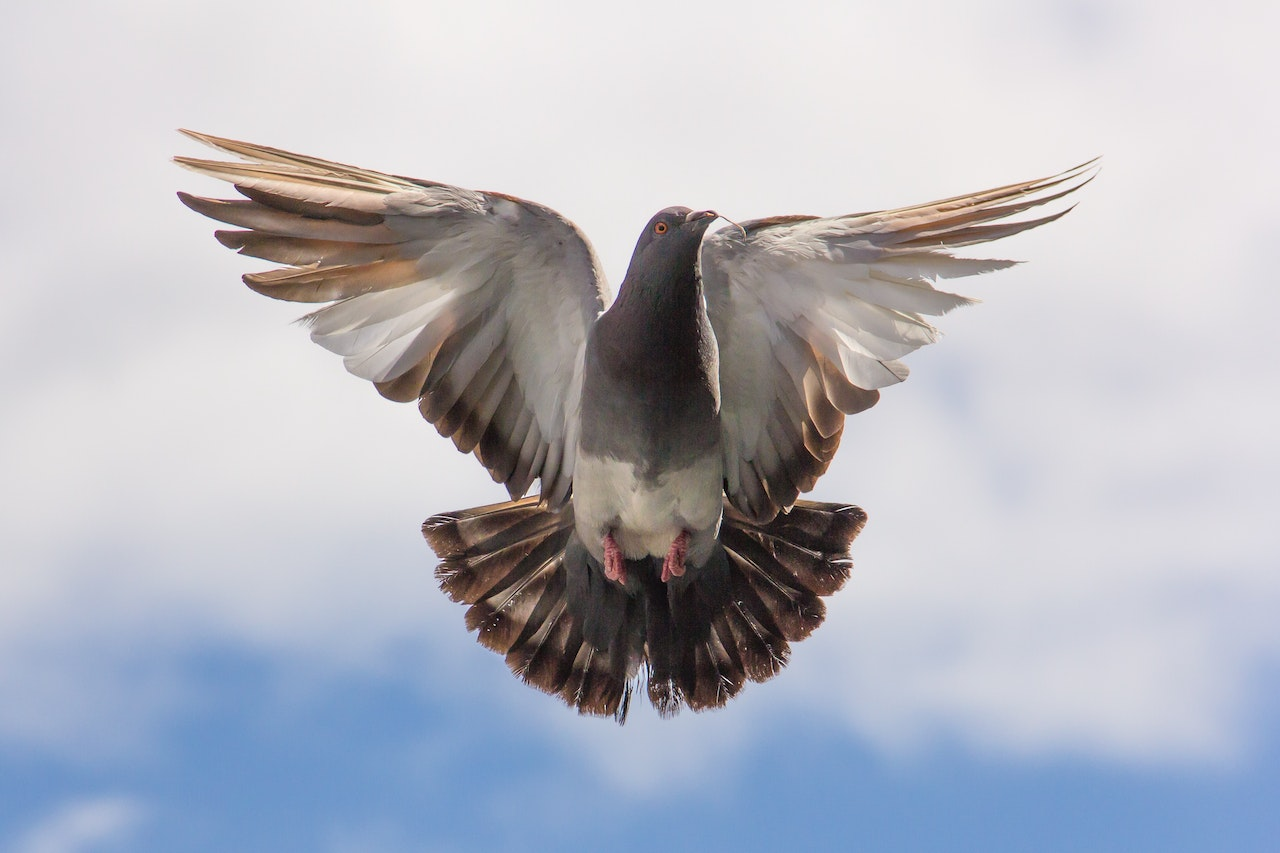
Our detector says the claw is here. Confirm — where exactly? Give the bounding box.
[661,531,689,583]
[604,532,626,584]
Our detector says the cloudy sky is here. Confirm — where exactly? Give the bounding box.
[2,1,1277,850]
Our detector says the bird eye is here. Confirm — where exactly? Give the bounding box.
[654,221,668,235]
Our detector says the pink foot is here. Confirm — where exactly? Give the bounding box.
[661,531,689,583]
[604,532,626,584]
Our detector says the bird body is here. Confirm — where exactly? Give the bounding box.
[576,208,724,575]
[176,131,1095,721]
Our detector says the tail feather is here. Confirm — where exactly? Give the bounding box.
[724,501,864,596]
[463,528,572,655]
[640,565,682,717]
[422,496,867,722]
[424,496,559,562]
[724,561,792,675]
[722,532,826,642]
[679,595,747,711]
[425,498,635,720]
[509,593,577,691]
[426,497,561,605]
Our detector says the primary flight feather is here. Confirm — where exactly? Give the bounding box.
[176,130,1095,721]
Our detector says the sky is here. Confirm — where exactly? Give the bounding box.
[2,1,1278,850]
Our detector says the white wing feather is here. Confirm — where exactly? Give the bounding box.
[703,160,1098,521]
[176,130,608,504]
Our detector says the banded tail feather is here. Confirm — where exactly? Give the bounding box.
[423,497,867,722]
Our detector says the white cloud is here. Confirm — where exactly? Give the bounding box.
[8,796,146,853]
[0,0,1276,791]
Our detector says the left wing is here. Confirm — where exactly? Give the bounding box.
[176,131,610,504]
[701,160,1098,522]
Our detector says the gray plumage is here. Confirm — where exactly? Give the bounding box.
[176,130,1095,720]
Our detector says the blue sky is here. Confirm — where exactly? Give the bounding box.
[2,1,1278,850]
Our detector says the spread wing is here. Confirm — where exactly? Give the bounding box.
[702,159,1098,522]
[176,130,609,505]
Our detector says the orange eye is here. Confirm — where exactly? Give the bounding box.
[654,221,668,234]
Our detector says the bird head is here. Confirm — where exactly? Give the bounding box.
[621,207,718,288]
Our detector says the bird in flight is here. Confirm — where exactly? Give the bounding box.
[177,130,1095,722]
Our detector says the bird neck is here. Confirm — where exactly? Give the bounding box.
[604,266,710,368]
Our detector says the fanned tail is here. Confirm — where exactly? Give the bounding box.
[423,497,867,722]
[423,497,639,721]
[645,499,867,713]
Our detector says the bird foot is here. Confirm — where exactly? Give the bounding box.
[661,531,689,583]
[604,532,626,584]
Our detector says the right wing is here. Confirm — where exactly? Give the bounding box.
[176,130,609,504]
[702,160,1098,521]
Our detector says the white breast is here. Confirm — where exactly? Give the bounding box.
[572,452,724,564]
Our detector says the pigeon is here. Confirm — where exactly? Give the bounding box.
[176,130,1095,721]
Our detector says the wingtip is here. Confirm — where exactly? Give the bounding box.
[212,229,245,250]
[1067,154,1102,172]
[1025,156,1101,200]
[175,128,267,163]
[177,128,226,151]
[172,155,203,173]
[1075,162,1101,192]
[1056,156,1102,191]
[172,155,234,181]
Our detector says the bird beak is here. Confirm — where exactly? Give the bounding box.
[686,209,746,237]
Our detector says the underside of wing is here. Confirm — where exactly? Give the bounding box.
[703,159,1098,521]
[176,130,609,504]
